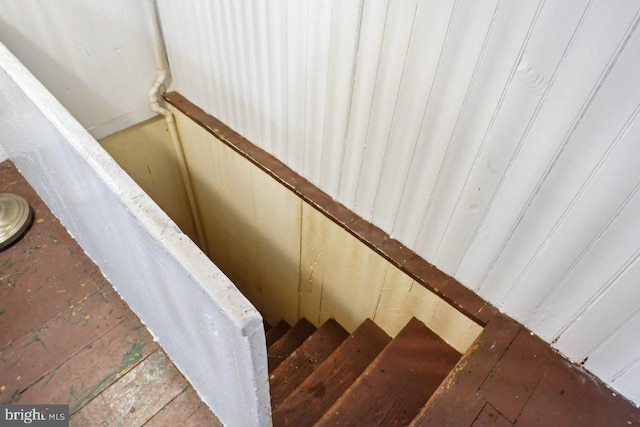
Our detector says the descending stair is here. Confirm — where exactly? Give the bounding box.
[266,320,292,347]
[267,317,461,426]
[268,318,316,372]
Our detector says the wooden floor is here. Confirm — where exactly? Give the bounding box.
[413,314,640,426]
[0,161,221,426]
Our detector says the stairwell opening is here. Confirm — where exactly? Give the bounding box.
[98,92,488,424]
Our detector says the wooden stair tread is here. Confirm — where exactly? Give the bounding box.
[268,318,316,373]
[315,317,461,427]
[270,319,349,408]
[266,320,290,348]
[273,319,391,427]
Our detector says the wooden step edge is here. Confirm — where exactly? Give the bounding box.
[268,318,317,373]
[273,319,391,427]
[315,317,461,427]
[270,318,349,408]
[408,314,519,427]
[266,320,290,349]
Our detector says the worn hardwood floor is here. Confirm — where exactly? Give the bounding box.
[0,161,221,426]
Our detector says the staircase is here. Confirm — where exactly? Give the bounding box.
[266,317,461,426]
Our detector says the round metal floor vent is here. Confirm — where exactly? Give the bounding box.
[0,193,34,250]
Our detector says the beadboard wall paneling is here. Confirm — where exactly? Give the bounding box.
[156,0,640,404]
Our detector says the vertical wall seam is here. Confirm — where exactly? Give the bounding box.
[432,0,503,258]
[451,0,546,278]
[584,304,640,375]
[505,98,640,313]
[371,263,391,323]
[556,247,640,349]
[297,198,303,321]
[474,0,594,292]
[319,0,336,187]
[214,1,234,124]
[353,0,391,214]
[483,5,640,300]
[219,1,243,132]
[336,0,365,201]
[301,1,311,175]
[527,182,640,322]
[390,0,461,238]
[417,0,505,249]
[237,1,256,142]
[610,351,640,383]
[253,2,271,152]
[371,1,420,215]
[283,2,290,164]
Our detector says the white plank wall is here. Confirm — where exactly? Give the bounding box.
[156,0,640,404]
[0,0,158,138]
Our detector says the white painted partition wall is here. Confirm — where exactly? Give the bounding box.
[0,43,270,426]
[0,0,158,139]
[156,0,640,404]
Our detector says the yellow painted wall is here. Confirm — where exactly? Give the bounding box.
[300,205,482,353]
[98,116,197,241]
[176,114,302,325]
[171,106,482,353]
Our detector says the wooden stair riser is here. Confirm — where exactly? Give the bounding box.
[272,319,391,426]
[269,319,349,408]
[268,318,316,373]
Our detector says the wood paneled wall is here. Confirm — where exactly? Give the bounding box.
[171,105,482,354]
[157,1,640,403]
